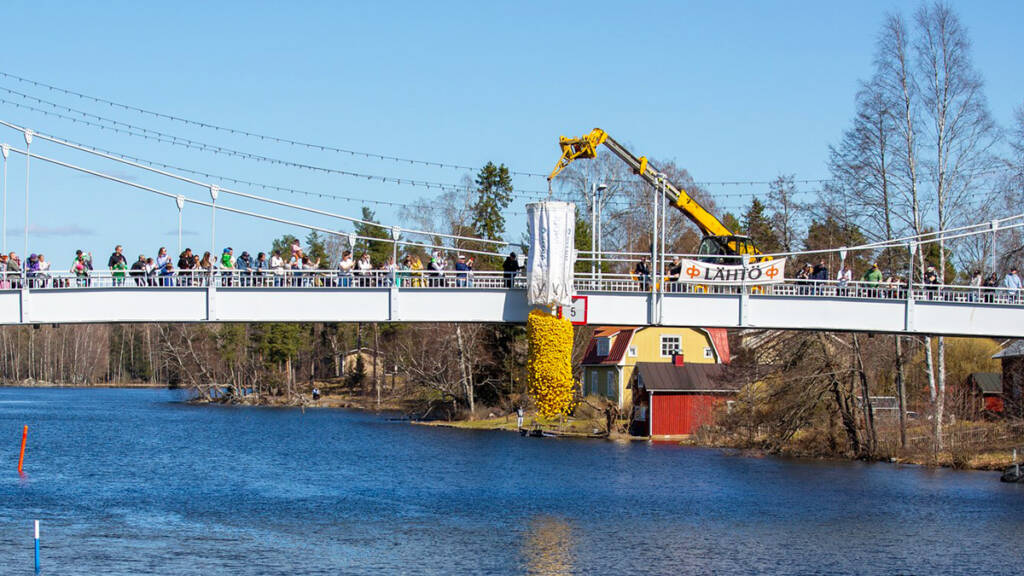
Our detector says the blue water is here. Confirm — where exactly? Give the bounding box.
[1,387,1022,575]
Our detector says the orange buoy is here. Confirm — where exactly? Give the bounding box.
[18,425,27,475]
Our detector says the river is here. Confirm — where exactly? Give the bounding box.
[1,387,1022,575]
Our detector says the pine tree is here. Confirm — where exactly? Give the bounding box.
[271,234,299,260]
[742,199,782,254]
[353,207,394,265]
[471,162,513,240]
[305,231,329,268]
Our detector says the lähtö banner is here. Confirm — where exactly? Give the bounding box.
[677,257,787,284]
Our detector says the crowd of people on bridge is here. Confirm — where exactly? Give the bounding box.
[629,255,1023,301]
[2,241,1022,303]
[0,244,527,289]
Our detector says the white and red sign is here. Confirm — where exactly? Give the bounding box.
[558,295,588,325]
[678,257,787,285]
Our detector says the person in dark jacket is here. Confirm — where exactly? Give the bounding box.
[502,252,523,288]
[454,254,470,287]
[236,251,253,286]
[177,248,196,286]
[130,255,146,286]
[667,257,682,292]
[635,256,651,292]
[108,245,127,269]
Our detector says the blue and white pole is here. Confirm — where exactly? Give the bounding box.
[34,519,40,573]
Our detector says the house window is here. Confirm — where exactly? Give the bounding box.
[588,370,597,396]
[704,346,714,359]
[596,337,611,357]
[628,347,638,358]
[606,371,616,398]
[660,335,681,357]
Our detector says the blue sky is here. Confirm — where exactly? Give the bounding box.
[0,0,1021,265]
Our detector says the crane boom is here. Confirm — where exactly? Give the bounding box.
[548,128,761,260]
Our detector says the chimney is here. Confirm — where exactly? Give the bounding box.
[673,354,685,366]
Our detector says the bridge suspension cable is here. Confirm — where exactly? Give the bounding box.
[0,119,509,215]
[1,144,515,259]
[0,95,526,194]
[0,119,516,249]
[0,71,549,179]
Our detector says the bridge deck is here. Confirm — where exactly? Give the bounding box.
[1,271,1022,337]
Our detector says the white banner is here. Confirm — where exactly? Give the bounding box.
[677,257,787,284]
[526,201,576,308]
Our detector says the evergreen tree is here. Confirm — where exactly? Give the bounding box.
[353,207,394,265]
[721,212,743,235]
[804,215,869,273]
[471,162,514,241]
[305,230,329,268]
[742,199,782,254]
[271,234,299,259]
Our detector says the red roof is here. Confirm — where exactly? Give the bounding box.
[704,328,731,364]
[580,327,636,365]
[580,326,731,366]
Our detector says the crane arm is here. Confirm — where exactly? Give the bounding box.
[548,128,735,240]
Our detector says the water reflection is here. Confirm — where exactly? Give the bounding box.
[522,516,575,576]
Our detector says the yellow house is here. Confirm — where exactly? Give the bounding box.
[579,326,729,409]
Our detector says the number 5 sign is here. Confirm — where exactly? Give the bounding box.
[557,296,588,325]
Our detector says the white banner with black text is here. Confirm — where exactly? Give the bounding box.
[676,257,787,285]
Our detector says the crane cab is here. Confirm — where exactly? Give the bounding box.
[697,235,757,265]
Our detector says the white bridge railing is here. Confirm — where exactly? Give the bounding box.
[0,269,525,290]
[2,270,1020,306]
[1,269,1023,337]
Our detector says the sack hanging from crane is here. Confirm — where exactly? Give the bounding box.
[524,201,579,420]
[525,201,577,308]
[547,128,766,265]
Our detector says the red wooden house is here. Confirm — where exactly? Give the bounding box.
[630,359,738,437]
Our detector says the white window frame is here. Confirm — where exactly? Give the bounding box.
[628,347,638,358]
[596,337,611,357]
[588,370,597,396]
[704,346,714,359]
[660,335,681,358]
[606,371,616,398]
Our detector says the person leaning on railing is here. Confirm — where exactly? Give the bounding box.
[130,255,146,286]
[1006,268,1022,304]
[861,263,882,298]
[0,253,9,289]
[236,251,253,286]
[502,252,524,288]
[253,252,268,286]
[108,245,128,286]
[36,254,50,287]
[177,248,198,286]
[667,257,682,293]
[923,265,939,300]
[337,250,354,287]
[409,254,424,287]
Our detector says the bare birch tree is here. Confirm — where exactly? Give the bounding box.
[915,2,998,449]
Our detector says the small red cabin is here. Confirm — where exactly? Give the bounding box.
[960,372,1004,417]
[631,362,738,437]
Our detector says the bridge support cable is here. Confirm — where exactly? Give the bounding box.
[0,146,510,260]
[0,119,516,252]
[0,71,549,179]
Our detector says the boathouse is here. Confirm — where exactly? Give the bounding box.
[630,360,738,438]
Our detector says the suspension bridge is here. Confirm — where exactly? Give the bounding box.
[0,116,1023,338]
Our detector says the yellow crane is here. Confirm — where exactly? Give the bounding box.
[548,128,763,263]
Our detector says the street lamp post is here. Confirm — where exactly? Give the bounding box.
[23,130,32,263]
[1,143,8,254]
[176,194,186,256]
[594,183,607,282]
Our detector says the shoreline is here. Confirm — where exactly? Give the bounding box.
[0,381,168,389]
[7,384,1014,473]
